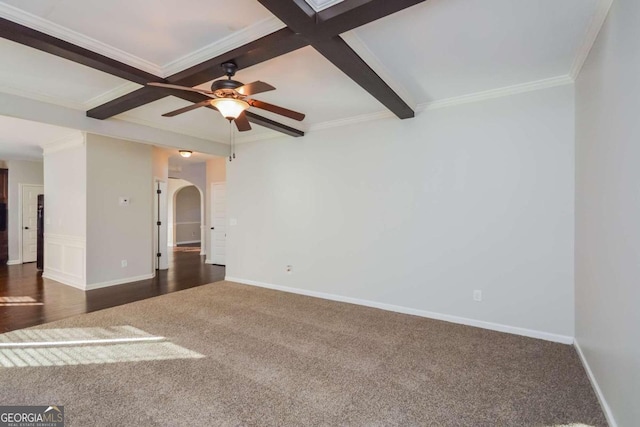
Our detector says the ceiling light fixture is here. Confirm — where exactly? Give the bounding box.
[179,150,192,158]
[210,98,249,120]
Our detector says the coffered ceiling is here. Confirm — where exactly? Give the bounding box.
[0,0,606,153]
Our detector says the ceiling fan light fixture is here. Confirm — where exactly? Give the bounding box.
[179,150,192,158]
[210,98,249,120]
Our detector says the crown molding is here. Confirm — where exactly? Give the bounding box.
[341,30,416,109]
[0,3,287,80]
[161,16,286,77]
[304,75,574,134]
[41,130,85,155]
[569,0,613,80]
[418,75,574,112]
[0,3,162,76]
[304,0,345,12]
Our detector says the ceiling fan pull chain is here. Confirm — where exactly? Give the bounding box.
[228,121,233,162]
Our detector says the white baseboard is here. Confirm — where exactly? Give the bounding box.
[44,271,155,291]
[85,273,155,291]
[574,339,618,427]
[6,259,22,265]
[225,276,574,345]
[176,240,201,245]
[205,259,213,264]
[43,270,86,290]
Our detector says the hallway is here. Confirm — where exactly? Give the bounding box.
[0,250,225,333]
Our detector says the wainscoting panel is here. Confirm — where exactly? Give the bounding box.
[43,233,86,289]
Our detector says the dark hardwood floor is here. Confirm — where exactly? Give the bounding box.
[0,249,225,333]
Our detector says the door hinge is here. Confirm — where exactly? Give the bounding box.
[156,253,162,257]
[156,221,161,226]
[156,189,162,194]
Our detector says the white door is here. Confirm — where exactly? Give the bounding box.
[22,185,44,263]
[211,182,226,265]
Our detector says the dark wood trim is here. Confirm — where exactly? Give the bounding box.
[0,17,161,85]
[315,0,427,38]
[312,36,414,119]
[245,111,305,137]
[87,87,165,119]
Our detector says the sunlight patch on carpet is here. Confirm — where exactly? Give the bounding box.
[0,326,204,367]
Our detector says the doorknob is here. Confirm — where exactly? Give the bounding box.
[24,226,29,230]
[211,227,214,230]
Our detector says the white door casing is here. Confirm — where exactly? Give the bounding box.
[153,180,168,270]
[211,182,226,265]
[21,185,44,263]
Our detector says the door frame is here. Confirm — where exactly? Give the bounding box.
[209,181,226,266]
[153,178,169,272]
[17,183,44,264]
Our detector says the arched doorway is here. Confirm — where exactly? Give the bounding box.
[168,179,205,252]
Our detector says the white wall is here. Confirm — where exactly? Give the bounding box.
[6,160,43,263]
[175,185,201,244]
[227,85,575,340]
[42,134,87,287]
[575,0,640,425]
[85,134,153,286]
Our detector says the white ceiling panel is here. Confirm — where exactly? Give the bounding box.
[0,0,279,68]
[0,38,139,109]
[350,0,599,103]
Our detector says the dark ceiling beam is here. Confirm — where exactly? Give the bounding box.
[0,17,160,85]
[257,0,420,119]
[313,36,413,119]
[245,111,305,137]
[314,0,427,38]
[87,88,165,119]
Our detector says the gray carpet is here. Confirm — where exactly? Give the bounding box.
[0,281,606,426]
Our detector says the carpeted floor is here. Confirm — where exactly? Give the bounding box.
[0,281,606,426]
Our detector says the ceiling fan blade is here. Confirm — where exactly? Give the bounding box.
[236,81,276,96]
[148,82,215,97]
[162,100,212,117]
[247,99,305,121]
[234,112,252,132]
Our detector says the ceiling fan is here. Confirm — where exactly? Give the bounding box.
[147,62,305,132]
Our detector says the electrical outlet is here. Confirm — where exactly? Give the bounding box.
[473,290,482,302]
[121,260,128,268]
[286,265,293,274]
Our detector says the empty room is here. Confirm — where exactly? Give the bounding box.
[0,0,637,426]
